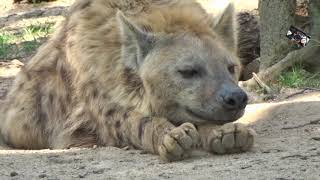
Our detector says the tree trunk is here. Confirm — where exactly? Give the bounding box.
[241,0,320,92]
[258,0,296,69]
[305,0,320,72]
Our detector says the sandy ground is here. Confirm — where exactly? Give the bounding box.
[1,1,320,179]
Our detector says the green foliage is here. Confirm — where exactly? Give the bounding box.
[22,23,54,41]
[0,32,16,59]
[279,63,320,88]
[22,41,42,53]
[0,22,54,59]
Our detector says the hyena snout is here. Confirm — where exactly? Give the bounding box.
[218,84,248,111]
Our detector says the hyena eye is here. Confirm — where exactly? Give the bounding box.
[178,69,199,79]
[228,65,236,74]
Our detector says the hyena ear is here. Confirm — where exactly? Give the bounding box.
[212,3,237,52]
[117,11,156,70]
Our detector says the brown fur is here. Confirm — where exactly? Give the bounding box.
[13,0,56,3]
[0,0,255,161]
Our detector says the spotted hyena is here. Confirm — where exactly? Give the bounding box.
[0,0,255,161]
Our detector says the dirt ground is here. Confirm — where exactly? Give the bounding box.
[0,1,320,180]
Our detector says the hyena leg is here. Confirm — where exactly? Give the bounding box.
[1,110,47,149]
[51,105,98,149]
[1,74,48,149]
[118,111,200,161]
[197,123,256,154]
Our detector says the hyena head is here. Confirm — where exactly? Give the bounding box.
[118,4,247,125]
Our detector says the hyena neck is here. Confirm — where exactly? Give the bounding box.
[115,66,152,115]
[70,64,150,117]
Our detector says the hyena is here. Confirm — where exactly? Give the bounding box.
[0,0,255,161]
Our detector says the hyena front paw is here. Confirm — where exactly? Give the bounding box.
[206,123,256,154]
[158,123,200,162]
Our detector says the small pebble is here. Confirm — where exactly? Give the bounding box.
[240,165,252,169]
[79,173,87,178]
[261,149,270,153]
[311,137,320,141]
[92,168,104,174]
[308,147,317,151]
[39,174,47,178]
[78,165,86,169]
[139,151,148,154]
[10,171,18,177]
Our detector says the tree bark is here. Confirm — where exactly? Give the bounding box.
[241,0,320,91]
[304,0,320,72]
[258,0,296,70]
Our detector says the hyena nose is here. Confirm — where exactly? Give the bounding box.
[219,86,248,110]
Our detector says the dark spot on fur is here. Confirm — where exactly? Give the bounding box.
[148,83,156,95]
[39,112,47,123]
[115,121,121,128]
[138,117,152,141]
[3,134,13,148]
[122,68,143,94]
[123,112,129,120]
[92,89,98,98]
[80,1,91,10]
[61,104,67,114]
[22,124,30,131]
[102,93,109,99]
[117,132,124,144]
[58,61,73,95]
[49,93,54,104]
[18,82,24,90]
[69,0,91,14]
[97,106,103,114]
[105,108,116,117]
[72,127,86,137]
[67,41,74,48]
[22,68,31,80]
[125,137,138,149]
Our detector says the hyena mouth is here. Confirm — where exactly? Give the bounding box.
[185,108,241,124]
[185,108,211,122]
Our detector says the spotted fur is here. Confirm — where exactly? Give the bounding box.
[0,0,255,161]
